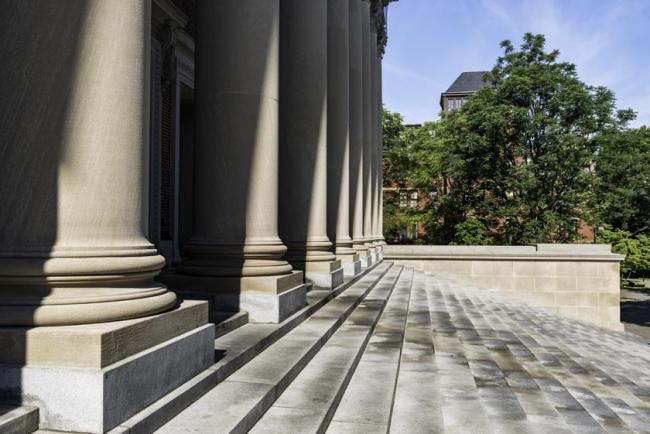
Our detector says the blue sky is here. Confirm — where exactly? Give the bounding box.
[383,0,650,127]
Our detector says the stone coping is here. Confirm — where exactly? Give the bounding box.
[384,243,624,262]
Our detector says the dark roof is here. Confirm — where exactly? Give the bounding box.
[443,71,490,94]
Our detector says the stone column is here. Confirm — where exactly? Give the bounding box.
[279,0,344,290]
[0,0,177,326]
[362,2,377,265]
[377,53,386,249]
[349,0,369,262]
[0,3,215,432]
[377,52,387,250]
[179,0,307,322]
[370,26,381,257]
[327,0,361,277]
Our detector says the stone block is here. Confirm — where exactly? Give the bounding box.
[162,271,308,323]
[598,262,620,279]
[214,283,307,323]
[555,292,598,307]
[518,291,556,307]
[598,306,621,324]
[556,261,600,277]
[422,260,472,276]
[575,307,600,323]
[342,260,362,276]
[513,261,556,277]
[534,276,577,292]
[558,306,578,319]
[0,324,215,433]
[513,277,536,292]
[472,260,513,276]
[576,277,611,292]
[0,300,208,368]
[598,292,619,307]
[306,268,345,290]
[488,275,516,291]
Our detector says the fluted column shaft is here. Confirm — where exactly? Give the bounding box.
[370,27,380,246]
[373,45,383,245]
[0,0,176,326]
[377,53,386,244]
[362,3,375,248]
[349,0,367,256]
[182,0,293,278]
[327,0,357,261]
[279,0,336,267]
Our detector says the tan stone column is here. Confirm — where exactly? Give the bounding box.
[362,2,378,265]
[180,0,306,322]
[0,0,176,326]
[349,0,369,262]
[377,52,387,249]
[327,0,361,277]
[370,26,381,257]
[279,0,344,289]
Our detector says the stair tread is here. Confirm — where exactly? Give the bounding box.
[389,272,443,434]
[328,268,414,431]
[0,405,38,434]
[156,263,394,433]
[250,266,407,433]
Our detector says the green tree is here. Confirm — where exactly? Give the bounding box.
[595,126,650,234]
[597,227,650,277]
[382,107,450,243]
[438,33,634,244]
[452,217,492,245]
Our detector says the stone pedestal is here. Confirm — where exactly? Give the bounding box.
[180,0,307,318]
[160,273,307,323]
[279,0,343,289]
[0,301,213,433]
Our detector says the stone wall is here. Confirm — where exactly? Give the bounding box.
[384,244,624,330]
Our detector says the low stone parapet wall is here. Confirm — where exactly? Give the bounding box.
[384,244,624,330]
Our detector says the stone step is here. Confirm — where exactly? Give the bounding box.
[155,263,396,434]
[389,273,444,434]
[212,311,249,339]
[0,406,39,434]
[249,266,410,433]
[325,268,415,433]
[109,265,384,434]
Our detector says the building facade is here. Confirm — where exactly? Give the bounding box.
[0,0,388,432]
[439,70,490,111]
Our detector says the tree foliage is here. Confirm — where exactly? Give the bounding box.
[382,33,647,259]
[597,227,650,277]
[437,33,633,244]
[595,126,650,234]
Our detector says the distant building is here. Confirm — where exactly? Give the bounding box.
[440,71,490,111]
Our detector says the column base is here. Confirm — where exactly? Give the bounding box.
[291,260,344,290]
[337,253,362,277]
[367,246,378,265]
[160,271,308,323]
[0,301,213,434]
